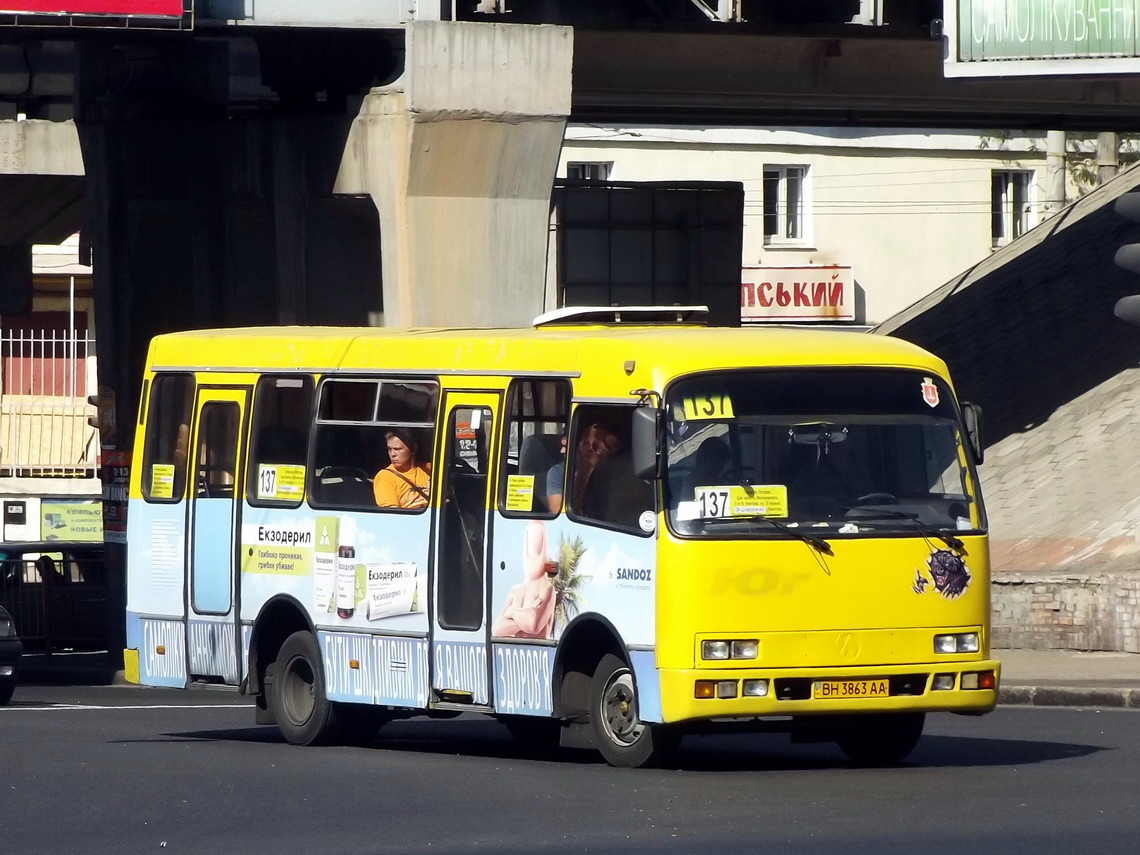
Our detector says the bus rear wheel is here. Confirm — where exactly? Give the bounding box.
[271,630,339,746]
[835,712,925,766]
[590,653,676,768]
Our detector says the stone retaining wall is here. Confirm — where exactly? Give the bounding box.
[992,573,1140,652]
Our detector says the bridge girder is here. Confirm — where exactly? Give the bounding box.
[4,24,1140,131]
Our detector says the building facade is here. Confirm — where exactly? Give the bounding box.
[557,125,1081,326]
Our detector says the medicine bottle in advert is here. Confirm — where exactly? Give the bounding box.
[336,516,357,619]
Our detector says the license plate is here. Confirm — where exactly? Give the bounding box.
[812,679,890,699]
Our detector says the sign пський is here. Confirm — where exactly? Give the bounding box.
[741,265,855,323]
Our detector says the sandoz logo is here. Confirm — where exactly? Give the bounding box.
[615,567,652,582]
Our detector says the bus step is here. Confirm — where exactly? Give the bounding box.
[430,701,494,714]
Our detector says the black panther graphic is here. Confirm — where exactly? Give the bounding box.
[912,549,970,599]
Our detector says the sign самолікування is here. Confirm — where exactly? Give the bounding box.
[945,0,1140,77]
[740,266,854,323]
[0,0,182,15]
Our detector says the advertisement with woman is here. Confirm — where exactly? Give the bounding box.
[490,517,656,647]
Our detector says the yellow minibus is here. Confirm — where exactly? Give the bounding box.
[124,306,998,767]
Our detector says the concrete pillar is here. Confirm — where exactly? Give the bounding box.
[0,118,85,311]
[1098,131,1119,184]
[1043,130,1066,220]
[335,21,572,328]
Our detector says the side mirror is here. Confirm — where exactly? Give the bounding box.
[962,402,984,465]
[631,406,660,479]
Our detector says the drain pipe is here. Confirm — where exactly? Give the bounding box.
[1043,130,1066,219]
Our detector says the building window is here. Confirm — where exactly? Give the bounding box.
[992,170,1034,247]
[763,166,808,245]
[566,162,612,181]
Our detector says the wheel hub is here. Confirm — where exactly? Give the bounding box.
[282,655,315,725]
[602,672,644,745]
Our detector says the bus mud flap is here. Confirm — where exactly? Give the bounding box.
[559,716,596,749]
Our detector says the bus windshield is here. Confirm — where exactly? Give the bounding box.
[664,368,983,538]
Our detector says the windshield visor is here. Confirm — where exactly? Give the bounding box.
[664,368,983,538]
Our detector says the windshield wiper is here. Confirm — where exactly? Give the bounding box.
[703,515,833,555]
[840,510,966,553]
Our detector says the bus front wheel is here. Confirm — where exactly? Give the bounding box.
[271,630,338,746]
[590,653,676,768]
[835,712,925,766]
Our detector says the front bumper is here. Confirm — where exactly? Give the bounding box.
[659,659,1000,723]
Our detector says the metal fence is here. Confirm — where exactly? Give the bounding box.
[0,551,113,651]
[0,325,99,478]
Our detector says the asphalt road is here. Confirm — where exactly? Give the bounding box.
[1,684,1137,855]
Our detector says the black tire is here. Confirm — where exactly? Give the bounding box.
[589,653,677,768]
[271,630,339,746]
[0,677,14,706]
[835,712,925,766]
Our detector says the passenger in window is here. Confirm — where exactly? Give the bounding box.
[571,423,621,514]
[373,428,431,509]
[173,423,190,471]
[545,432,569,513]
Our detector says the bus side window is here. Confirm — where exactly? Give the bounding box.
[499,378,571,516]
[310,377,438,511]
[439,405,492,629]
[141,373,196,502]
[195,403,240,499]
[246,375,313,506]
[569,404,654,534]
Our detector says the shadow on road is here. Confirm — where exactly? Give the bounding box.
[163,715,1105,771]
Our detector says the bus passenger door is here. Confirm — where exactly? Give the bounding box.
[186,387,249,686]
[430,392,501,708]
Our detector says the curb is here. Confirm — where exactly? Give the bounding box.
[999,686,1140,709]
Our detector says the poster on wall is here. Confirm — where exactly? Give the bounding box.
[101,450,129,545]
[0,1,183,16]
[40,500,104,543]
[741,265,855,323]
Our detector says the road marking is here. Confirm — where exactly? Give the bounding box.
[0,703,252,711]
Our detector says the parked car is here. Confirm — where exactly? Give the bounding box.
[0,605,21,704]
[0,546,111,652]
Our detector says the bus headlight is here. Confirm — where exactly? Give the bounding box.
[700,639,759,660]
[743,679,769,697]
[701,641,730,660]
[731,640,758,659]
[934,633,979,654]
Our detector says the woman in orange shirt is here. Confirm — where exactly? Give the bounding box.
[373,428,431,509]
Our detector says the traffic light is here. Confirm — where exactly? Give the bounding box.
[87,386,118,448]
[1114,191,1140,325]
